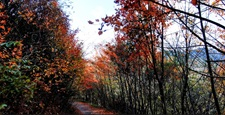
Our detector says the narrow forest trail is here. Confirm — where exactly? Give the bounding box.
[72,102,116,115]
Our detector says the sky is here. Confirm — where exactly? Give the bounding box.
[59,0,225,60]
[59,0,116,59]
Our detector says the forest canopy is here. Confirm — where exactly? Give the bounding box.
[0,0,84,114]
[0,0,225,115]
[82,0,225,114]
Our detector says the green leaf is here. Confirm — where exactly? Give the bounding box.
[26,79,30,83]
[0,104,7,110]
[0,41,21,48]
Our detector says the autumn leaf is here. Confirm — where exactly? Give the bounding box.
[0,25,5,30]
[212,0,220,6]
[191,0,197,6]
[114,27,119,31]
[0,20,6,24]
[88,20,94,24]
[0,3,4,9]
[51,1,58,7]
[98,30,103,35]
[39,101,44,108]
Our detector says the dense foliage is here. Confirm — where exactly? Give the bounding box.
[0,0,84,114]
[1,0,225,114]
[80,0,225,114]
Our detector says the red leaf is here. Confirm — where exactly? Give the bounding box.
[98,30,103,35]
[191,0,197,5]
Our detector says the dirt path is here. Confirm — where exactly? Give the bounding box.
[72,102,115,115]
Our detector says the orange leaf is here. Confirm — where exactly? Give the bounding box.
[0,26,5,30]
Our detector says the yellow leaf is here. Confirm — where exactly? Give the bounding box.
[212,0,220,6]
